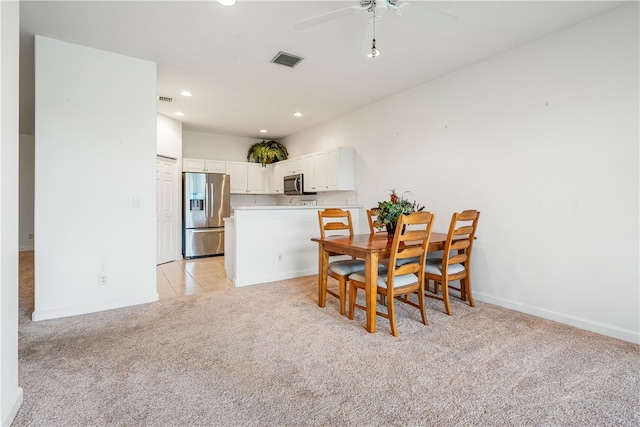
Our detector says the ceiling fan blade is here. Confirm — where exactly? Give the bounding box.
[294,5,364,30]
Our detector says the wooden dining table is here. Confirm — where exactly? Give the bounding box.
[311,232,451,333]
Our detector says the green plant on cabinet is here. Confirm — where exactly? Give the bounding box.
[247,140,288,167]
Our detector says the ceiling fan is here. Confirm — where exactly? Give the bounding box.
[294,1,457,58]
[294,0,409,31]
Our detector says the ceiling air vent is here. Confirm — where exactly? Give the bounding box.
[271,51,303,68]
[157,96,174,103]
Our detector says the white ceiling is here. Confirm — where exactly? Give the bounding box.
[19,0,625,139]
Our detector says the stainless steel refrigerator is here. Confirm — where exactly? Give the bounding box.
[182,172,230,258]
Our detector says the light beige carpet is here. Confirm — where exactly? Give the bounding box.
[14,255,640,426]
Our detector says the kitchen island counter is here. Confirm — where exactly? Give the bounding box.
[234,205,358,211]
[225,205,363,287]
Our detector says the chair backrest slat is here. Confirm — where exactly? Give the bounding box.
[324,222,350,231]
[454,225,475,236]
[366,209,378,235]
[318,208,354,239]
[450,240,470,251]
[448,253,467,265]
[442,210,480,275]
[387,212,435,288]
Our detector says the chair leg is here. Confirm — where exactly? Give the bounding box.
[339,277,347,315]
[442,278,452,316]
[418,289,428,325]
[387,292,397,337]
[348,282,356,319]
[461,277,475,307]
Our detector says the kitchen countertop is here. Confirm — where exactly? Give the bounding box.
[234,205,363,211]
[224,205,363,222]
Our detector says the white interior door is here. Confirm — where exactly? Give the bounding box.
[156,156,177,264]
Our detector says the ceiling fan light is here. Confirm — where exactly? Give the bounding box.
[367,38,380,58]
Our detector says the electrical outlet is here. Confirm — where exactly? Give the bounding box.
[99,274,108,286]
[28,233,33,239]
[278,254,283,262]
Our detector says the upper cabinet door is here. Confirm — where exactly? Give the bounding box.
[270,160,290,193]
[326,147,354,191]
[183,157,226,173]
[226,162,248,193]
[204,159,226,173]
[247,163,269,193]
[183,158,206,172]
[226,161,270,194]
[314,151,327,191]
[302,154,315,192]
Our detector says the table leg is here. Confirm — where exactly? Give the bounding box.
[318,243,329,308]
[365,253,379,333]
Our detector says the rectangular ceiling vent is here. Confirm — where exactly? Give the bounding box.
[157,96,174,103]
[271,51,303,68]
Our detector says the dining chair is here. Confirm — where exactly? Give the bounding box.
[424,210,480,315]
[318,208,366,315]
[366,208,382,234]
[348,211,435,336]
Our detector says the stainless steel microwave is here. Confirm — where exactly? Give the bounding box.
[284,174,316,195]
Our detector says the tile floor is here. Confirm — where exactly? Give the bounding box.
[156,255,233,299]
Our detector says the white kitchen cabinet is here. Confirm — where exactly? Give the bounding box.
[284,157,303,175]
[301,147,355,192]
[182,158,226,173]
[226,161,270,194]
[314,151,327,191]
[269,160,290,193]
[248,163,269,193]
[302,154,315,192]
[325,147,355,191]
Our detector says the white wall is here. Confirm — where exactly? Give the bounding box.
[0,1,23,425]
[283,5,639,343]
[19,116,181,256]
[182,130,260,161]
[33,36,159,320]
[19,134,34,251]
[157,114,182,160]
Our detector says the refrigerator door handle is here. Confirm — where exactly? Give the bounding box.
[210,182,214,219]
[204,181,209,219]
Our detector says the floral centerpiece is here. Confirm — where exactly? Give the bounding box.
[374,189,424,237]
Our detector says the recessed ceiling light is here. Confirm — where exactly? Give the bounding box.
[294,112,302,117]
[217,0,236,6]
[259,129,267,133]
[175,112,185,117]
[180,91,192,97]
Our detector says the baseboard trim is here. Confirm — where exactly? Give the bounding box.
[474,292,639,345]
[32,292,160,321]
[2,387,23,427]
[234,268,316,287]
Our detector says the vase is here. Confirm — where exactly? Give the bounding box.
[385,223,405,239]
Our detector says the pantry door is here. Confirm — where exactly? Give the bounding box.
[156,156,177,264]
